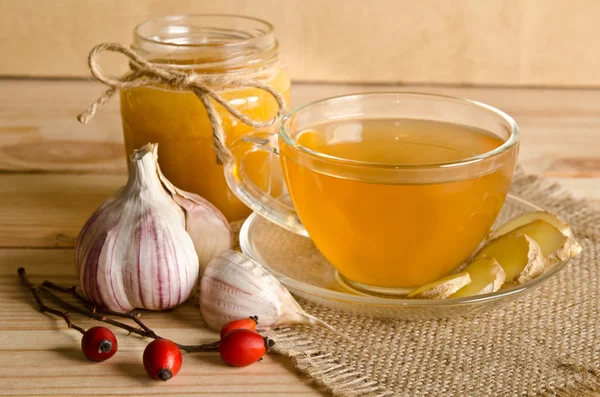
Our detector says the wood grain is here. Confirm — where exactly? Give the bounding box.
[1,0,600,86]
[0,80,124,173]
[0,174,125,248]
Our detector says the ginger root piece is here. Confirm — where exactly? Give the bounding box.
[475,234,545,285]
[406,271,471,299]
[450,257,506,298]
[489,211,582,266]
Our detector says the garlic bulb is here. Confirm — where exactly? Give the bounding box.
[75,143,232,312]
[200,250,338,333]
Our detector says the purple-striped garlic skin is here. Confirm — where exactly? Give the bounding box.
[75,144,199,313]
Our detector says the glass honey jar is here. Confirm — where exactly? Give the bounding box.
[120,15,291,221]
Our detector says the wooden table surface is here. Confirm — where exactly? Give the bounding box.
[0,79,599,396]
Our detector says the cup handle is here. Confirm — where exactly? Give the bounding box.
[224,133,309,237]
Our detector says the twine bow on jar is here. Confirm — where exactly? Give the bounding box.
[77,42,287,164]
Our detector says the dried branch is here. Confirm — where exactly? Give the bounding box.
[18,268,86,335]
[41,280,157,337]
[19,268,219,353]
[42,281,92,308]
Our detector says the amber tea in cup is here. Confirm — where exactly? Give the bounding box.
[225,93,519,294]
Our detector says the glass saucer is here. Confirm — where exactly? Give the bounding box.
[239,194,570,319]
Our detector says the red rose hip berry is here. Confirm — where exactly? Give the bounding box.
[143,339,182,381]
[219,329,274,367]
[220,315,259,338]
[81,326,118,362]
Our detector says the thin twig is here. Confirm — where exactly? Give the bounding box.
[18,268,86,335]
[41,281,156,336]
[178,341,220,352]
[102,310,159,339]
[20,268,219,353]
[42,281,92,308]
[39,287,149,337]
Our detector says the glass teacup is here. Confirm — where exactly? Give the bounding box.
[224,92,519,294]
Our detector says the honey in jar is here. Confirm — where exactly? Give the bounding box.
[120,15,290,221]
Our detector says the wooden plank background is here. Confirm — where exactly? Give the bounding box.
[1,0,600,86]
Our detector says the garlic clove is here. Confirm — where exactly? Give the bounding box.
[200,250,338,334]
[158,165,233,273]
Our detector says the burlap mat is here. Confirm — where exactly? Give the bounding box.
[262,171,600,397]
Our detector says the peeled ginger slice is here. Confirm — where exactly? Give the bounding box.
[491,211,572,239]
[502,220,580,266]
[475,234,544,285]
[489,211,582,265]
[407,271,471,299]
[450,257,506,298]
